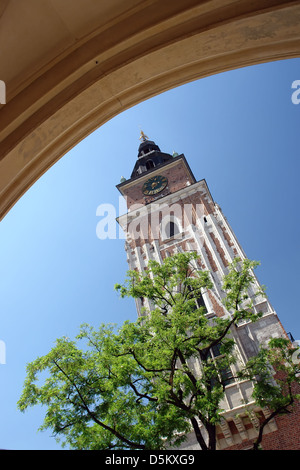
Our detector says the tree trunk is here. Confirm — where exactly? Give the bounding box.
[207,423,217,450]
[190,417,208,450]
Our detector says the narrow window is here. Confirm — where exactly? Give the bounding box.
[165,220,179,238]
[210,343,235,386]
[187,286,207,314]
[195,294,207,313]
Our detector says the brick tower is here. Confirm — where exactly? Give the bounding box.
[116,132,300,450]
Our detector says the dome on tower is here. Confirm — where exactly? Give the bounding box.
[130,131,173,178]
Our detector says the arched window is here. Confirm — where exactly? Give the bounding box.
[161,219,180,240]
[165,220,179,238]
[146,160,154,170]
[161,214,182,240]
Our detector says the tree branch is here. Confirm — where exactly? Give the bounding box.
[252,396,295,450]
[129,378,158,403]
[129,348,174,374]
[52,359,146,450]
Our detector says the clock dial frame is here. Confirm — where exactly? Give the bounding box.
[142,175,168,196]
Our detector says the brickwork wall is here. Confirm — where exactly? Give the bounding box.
[224,380,300,450]
[121,159,194,209]
[225,405,300,450]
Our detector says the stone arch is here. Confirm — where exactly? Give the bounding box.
[0,0,299,219]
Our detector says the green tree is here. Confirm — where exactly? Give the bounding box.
[18,253,300,450]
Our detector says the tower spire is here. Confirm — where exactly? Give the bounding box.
[139,130,149,142]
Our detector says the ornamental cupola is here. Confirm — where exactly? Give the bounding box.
[130,131,173,178]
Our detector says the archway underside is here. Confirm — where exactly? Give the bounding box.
[0,0,299,219]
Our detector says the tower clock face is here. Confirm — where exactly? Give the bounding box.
[142,175,168,196]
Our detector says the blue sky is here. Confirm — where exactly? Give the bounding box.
[0,58,299,450]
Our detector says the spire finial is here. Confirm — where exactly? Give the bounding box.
[139,130,149,142]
